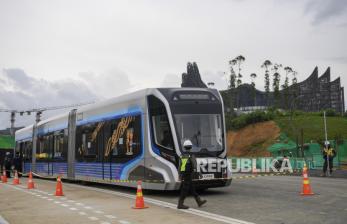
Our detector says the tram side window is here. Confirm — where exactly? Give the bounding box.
[23,141,32,162]
[53,130,67,161]
[37,134,53,161]
[105,115,142,162]
[76,123,99,162]
[76,115,142,163]
[148,95,174,150]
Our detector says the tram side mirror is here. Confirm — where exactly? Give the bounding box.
[183,140,193,151]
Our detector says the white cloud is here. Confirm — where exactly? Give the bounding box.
[161,74,181,88]
[0,0,346,129]
[0,68,132,128]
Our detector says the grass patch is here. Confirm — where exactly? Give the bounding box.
[274,114,347,143]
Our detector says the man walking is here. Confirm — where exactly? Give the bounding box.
[177,140,206,209]
[322,142,336,177]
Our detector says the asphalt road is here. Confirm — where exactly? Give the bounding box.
[145,175,347,224]
[1,174,347,224]
[60,173,347,224]
[0,178,228,224]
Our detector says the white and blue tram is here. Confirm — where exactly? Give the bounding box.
[15,88,232,190]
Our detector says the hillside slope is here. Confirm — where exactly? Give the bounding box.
[275,115,347,143]
[227,121,280,157]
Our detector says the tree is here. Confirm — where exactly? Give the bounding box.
[250,73,257,106]
[282,66,293,110]
[292,70,298,85]
[272,63,282,108]
[228,59,237,89]
[291,70,299,99]
[235,55,245,87]
[261,60,272,106]
[283,66,292,90]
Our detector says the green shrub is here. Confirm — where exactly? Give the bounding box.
[320,109,337,117]
[227,110,274,130]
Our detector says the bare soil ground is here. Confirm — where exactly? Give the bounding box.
[227,121,280,157]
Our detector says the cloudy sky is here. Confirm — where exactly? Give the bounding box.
[0,0,347,129]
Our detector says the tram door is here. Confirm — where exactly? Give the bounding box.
[17,142,23,173]
[103,115,144,182]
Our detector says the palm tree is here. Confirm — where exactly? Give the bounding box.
[235,55,245,87]
[261,60,272,106]
[250,73,257,106]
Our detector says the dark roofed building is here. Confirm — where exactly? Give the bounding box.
[222,67,345,113]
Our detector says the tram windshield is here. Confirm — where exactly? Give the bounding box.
[174,114,223,153]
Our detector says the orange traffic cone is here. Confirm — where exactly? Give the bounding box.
[12,170,20,185]
[132,181,148,209]
[55,175,64,196]
[301,164,314,196]
[2,170,7,183]
[27,171,35,189]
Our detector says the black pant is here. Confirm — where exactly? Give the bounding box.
[179,179,200,204]
[323,158,333,173]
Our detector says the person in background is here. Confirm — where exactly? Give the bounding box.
[4,152,12,178]
[13,152,22,176]
[322,142,336,177]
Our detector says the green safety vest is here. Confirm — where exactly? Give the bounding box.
[324,148,334,157]
[180,156,189,172]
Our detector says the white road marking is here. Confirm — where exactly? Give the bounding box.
[54,201,61,204]
[0,215,10,224]
[61,204,69,207]
[100,222,111,224]
[68,200,75,203]
[65,183,255,224]
[88,216,99,221]
[79,212,87,216]
[75,202,84,206]
[42,196,48,199]
[70,207,78,211]
[119,221,131,224]
[48,194,53,196]
[47,198,53,201]
[105,215,117,219]
[60,197,67,200]
[94,210,104,214]
[84,206,93,210]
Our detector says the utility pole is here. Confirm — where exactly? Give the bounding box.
[323,111,330,176]
[301,128,304,158]
[10,111,16,155]
[35,111,42,123]
[10,111,15,136]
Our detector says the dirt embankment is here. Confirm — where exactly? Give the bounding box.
[227,121,280,157]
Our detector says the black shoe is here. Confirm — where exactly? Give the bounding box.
[197,199,207,207]
[177,204,189,209]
